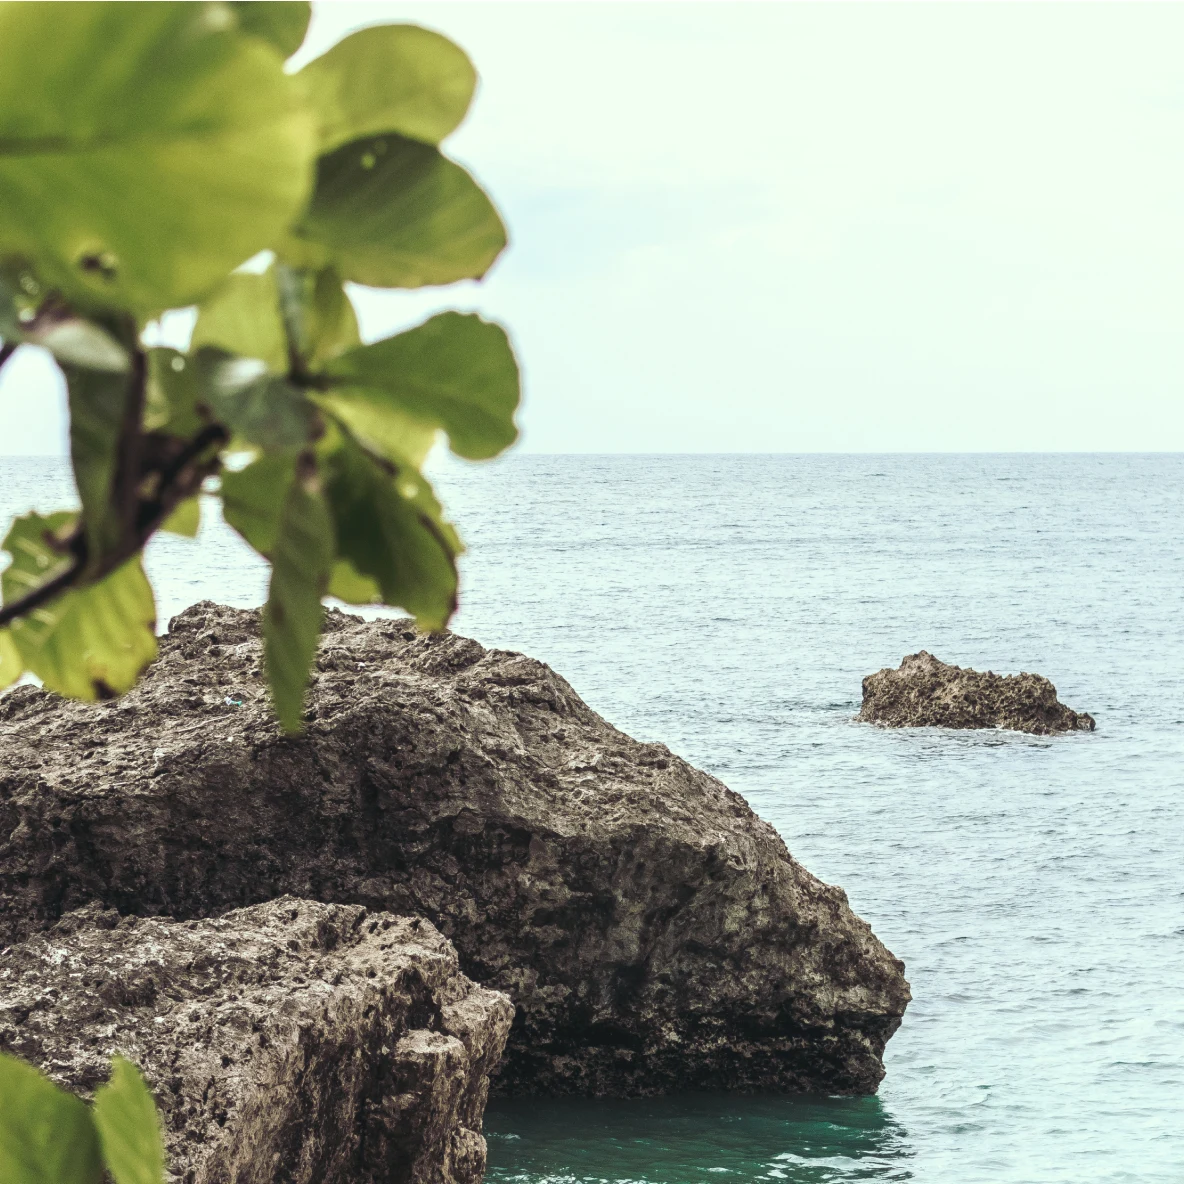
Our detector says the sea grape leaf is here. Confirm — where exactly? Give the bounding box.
[144,349,204,438]
[322,312,519,460]
[191,269,289,375]
[0,1051,104,1184]
[160,497,201,538]
[220,452,298,557]
[321,433,459,629]
[291,133,506,289]
[0,627,21,690]
[65,364,132,564]
[230,0,311,57]
[2,512,157,700]
[92,1058,165,1184]
[195,349,315,451]
[287,266,361,366]
[299,24,476,153]
[314,392,437,469]
[327,557,381,606]
[0,2,314,314]
[263,467,334,732]
[26,317,129,373]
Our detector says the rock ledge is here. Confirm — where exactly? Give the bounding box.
[858,651,1095,734]
[0,896,513,1184]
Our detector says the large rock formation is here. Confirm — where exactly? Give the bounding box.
[858,650,1096,734]
[0,602,909,1096]
[0,896,513,1184]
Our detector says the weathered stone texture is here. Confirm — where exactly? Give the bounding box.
[858,650,1095,734]
[0,602,909,1096]
[0,897,513,1184]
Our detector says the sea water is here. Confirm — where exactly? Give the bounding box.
[1,453,1180,1184]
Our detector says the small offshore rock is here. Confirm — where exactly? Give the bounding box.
[858,650,1096,734]
[0,602,910,1097]
[0,897,513,1184]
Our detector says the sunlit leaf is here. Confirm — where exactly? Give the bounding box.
[160,497,200,539]
[92,1057,165,1184]
[291,133,506,289]
[0,1051,103,1184]
[263,465,334,731]
[0,628,21,690]
[294,266,360,366]
[2,512,157,700]
[230,0,311,58]
[299,24,475,153]
[327,557,381,605]
[322,312,519,460]
[195,349,315,451]
[191,269,288,375]
[0,2,314,314]
[321,433,459,629]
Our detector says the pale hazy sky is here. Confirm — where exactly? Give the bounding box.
[4,1,1184,454]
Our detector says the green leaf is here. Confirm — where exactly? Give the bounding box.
[195,349,315,451]
[0,628,22,691]
[291,134,506,289]
[26,317,129,373]
[220,452,297,556]
[0,1051,103,1184]
[321,312,519,461]
[327,558,381,605]
[191,269,289,375]
[263,464,334,731]
[144,349,203,438]
[2,513,157,700]
[290,266,361,366]
[321,433,459,628]
[0,2,314,314]
[230,1,311,57]
[299,24,476,153]
[92,1057,165,1184]
[65,364,132,564]
[160,497,201,538]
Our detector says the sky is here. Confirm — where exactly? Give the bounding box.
[4,1,1184,454]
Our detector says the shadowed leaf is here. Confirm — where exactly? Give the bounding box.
[321,432,459,629]
[292,133,505,289]
[263,466,334,731]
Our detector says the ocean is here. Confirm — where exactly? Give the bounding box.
[1,452,1181,1184]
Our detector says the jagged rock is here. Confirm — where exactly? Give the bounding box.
[0,602,909,1097]
[858,650,1096,734]
[0,896,513,1184]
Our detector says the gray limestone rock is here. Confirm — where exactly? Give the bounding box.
[0,896,513,1184]
[0,602,910,1096]
[858,650,1096,735]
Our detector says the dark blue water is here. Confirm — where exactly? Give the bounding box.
[2,453,1181,1183]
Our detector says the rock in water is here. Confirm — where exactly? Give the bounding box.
[858,650,1096,734]
[0,603,909,1096]
[0,897,513,1184]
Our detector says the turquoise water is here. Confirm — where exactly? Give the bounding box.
[1,453,1181,1183]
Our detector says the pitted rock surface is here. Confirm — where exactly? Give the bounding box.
[0,896,513,1184]
[0,602,909,1096]
[859,650,1095,734]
